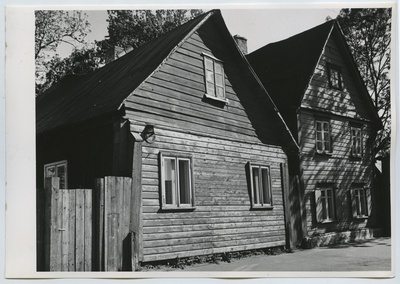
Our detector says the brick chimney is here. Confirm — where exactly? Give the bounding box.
[105,46,133,64]
[233,35,248,55]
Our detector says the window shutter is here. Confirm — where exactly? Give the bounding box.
[365,187,372,217]
[315,189,323,223]
[350,189,358,218]
[247,162,255,207]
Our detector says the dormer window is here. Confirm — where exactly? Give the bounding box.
[327,63,343,90]
[202,53,226,102]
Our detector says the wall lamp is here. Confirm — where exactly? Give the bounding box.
[141,124,156,144]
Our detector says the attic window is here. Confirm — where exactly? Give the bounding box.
[202,53,226,103]
[327,63,343,90]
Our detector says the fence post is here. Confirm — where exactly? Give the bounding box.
[44,177,60,271]
[130,140,143,271]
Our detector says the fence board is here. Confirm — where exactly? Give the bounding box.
[84,189,92,271]
[61,189,69,271]
[75,189,85,271]
[50,178,61,271]
[97,178,105,271]
[68,190,76,271]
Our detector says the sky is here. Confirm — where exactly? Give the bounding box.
[58,8,342,58]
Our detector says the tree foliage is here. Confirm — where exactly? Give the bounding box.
[95,10,203,62]
[36,9,203,96]
[35,10,91,59]
[336,8,392,157]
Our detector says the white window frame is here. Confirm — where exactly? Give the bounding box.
[160,152,195,210]
[202,53,226,103]
[315,186,336,223]
[249,163,273,209]
[44,160,68,189]
[315,119,332,154]
[350,126,363,158]
[327,64,343,90]
[350,186,371,218]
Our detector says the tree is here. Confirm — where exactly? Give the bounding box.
[35,10,91,95]
[95,10,203,62]
[36,9,203,96]
[336,8,392,157]
[35,10,91,59]
[36,48,100,94]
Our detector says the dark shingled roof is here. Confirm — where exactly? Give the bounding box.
[36,10,213,134]
[36,9,299,150]
[246,20,335,113]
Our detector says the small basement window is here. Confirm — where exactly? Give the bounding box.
[249,163,273,209]
[202,53,226,102]
[44,160,68,189]
[160,152,195,210]
[327,63,343,90]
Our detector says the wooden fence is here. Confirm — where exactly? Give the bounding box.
[38,177,92,271]
[37,176,134,272]
[96,176,133,271]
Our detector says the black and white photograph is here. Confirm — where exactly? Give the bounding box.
[4,1,396,281]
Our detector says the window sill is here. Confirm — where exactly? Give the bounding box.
[251,205,274,210]
[160,206,196,212]
[350,155,363,160]
[353,215,369,220]
[315,151,332,157]
[318,219,337,224]
[203,93,229,105]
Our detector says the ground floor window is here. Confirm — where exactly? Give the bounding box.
[160,152,194,209]
[350,186,370,218]
[249,163,273,208]
[315,185,336,223]
[44,160,68,189]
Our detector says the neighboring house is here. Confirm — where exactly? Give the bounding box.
[36,9,298,269]
[247,20,382,246]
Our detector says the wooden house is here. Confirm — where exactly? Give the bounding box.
[36,10,298,270]
[246,20,382,246]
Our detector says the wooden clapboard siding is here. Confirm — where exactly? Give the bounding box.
[298,109,374,235]
[301,36,371,120]
[135,127,287,262]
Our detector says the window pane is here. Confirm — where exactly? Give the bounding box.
[261,168,271,205]
[216,87,225,98]
[205,57,213,70]
[215,74,224,86]
[324,141,330,152]
[206,70,215,83]
[215,62,223,74]
[178,159,191,204]
[57,165,66,189]
[316,131,322,141]
[360,189,367,215]
[321,192,327,220]
[327,189,334,219]
[323,122,329,132]
[164,158,176,205]
[252,168,260,205]
[316,141,323,151]
[316,122,322,131]
[45,166,56,178]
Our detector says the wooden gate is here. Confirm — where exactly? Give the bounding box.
[96,176,133,271]
[41,177,92,271]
